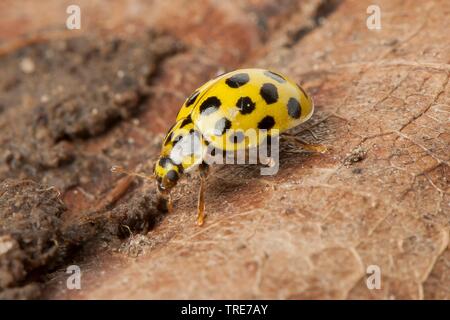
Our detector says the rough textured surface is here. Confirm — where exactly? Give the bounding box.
[0,0,448,299]
[0,30,181,192]
[0,179,65,299]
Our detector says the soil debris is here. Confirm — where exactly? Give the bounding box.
[344,146,367,167]
[0,30,181,191]
[0,179,65,299]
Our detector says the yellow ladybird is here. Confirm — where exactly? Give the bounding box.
[115,68,325,226]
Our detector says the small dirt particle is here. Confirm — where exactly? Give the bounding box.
[19,57,35,74]
[119,234,154,257]
[283,208,296,215]
[344,147,367,167]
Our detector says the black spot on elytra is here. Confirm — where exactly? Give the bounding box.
[229,131,245,144]
[180,115,192,128]
[158,157,171,168]
[225,73,250,88]
[214,117,232,136]
[264,70,286,83]
[287,97,301,119]
[186,90,200,107]
[166,170,179,182]
[258,116,275,130]
[236,96,256,115]
[260,83,278,104]
[199,96,221,115]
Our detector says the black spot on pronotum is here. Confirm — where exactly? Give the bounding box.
[257,116,275,130]
[236,96,256,115]
[180,115,192,128]
[214,117,232,136]
[166,170,179,182]
[199,96,221,115]
[287,97,301,119]
[264,70,286,83]
[186,90,200,107]
[229,131,245,144]
[172,134,183,147]
[225,73,250,88]
[260,83,278,104]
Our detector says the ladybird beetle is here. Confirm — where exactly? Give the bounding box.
[113,68,325,226]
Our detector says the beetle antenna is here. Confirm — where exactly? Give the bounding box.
[111,165,153,181]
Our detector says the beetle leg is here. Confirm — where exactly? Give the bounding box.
[197,162,209,226]
[283,134,327,153]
